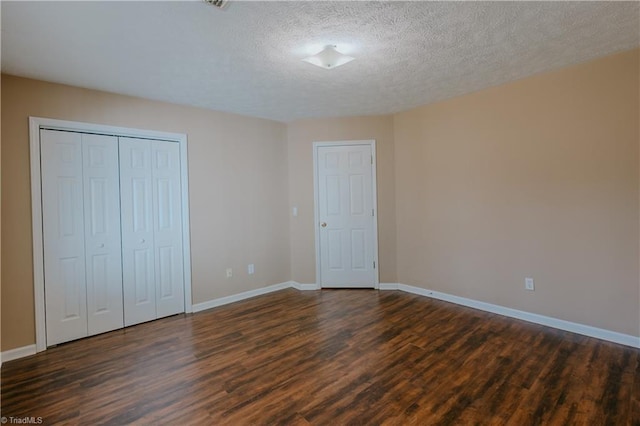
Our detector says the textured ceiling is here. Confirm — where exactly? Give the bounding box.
[2,1,639,122]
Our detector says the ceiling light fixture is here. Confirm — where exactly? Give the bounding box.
[302,45,355,70]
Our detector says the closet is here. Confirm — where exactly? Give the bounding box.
[39,128,186,346]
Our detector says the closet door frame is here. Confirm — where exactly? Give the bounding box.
[30,116,193,352]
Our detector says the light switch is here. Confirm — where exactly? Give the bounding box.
[292,206,298,217]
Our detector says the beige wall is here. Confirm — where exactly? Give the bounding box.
[1,75,290,351]
[394,49,639,336]
[287,116,396,284]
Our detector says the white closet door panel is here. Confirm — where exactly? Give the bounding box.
[120,137,156,326]
[40,130,88,345]
[82,134,124,335]
[151,140,184,317]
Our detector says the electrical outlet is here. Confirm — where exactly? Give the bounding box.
[248,264,255,275]
[226,268,233,278]
[525,277,534,291]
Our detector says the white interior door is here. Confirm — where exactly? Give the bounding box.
[120,137,157,326]
[82,134,124,336]
[316,143,377,288]
[151,140,184,317]
[41,130,88,345]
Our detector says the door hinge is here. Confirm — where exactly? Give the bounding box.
[373,261,376,269]
[371,156,373,165]
[372,209,375,217]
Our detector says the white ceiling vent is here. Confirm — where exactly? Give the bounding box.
[203,0,229,10]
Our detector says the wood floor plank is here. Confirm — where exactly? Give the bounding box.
[2,289,638,425]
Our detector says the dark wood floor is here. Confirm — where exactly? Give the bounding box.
[2,289,638,425]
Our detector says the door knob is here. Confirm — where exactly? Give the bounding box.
[320,222,327,227]
[140,239,145,243]
[98,243,104,248]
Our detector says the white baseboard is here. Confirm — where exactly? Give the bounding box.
[192,281,296,313]
[1,344,37,364]
[379,283,400,290]
[291,282,319,291]
[383,283,639,349]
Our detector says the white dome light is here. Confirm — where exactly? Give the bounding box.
[302,45,355,70]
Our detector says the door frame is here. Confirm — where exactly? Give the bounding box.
[29,116,193,352]
[312,140,380,289]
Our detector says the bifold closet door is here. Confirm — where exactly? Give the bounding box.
[120,137,184,327]
[150,140,185,318]
[41,130,123,346]
[82,134,124,336]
